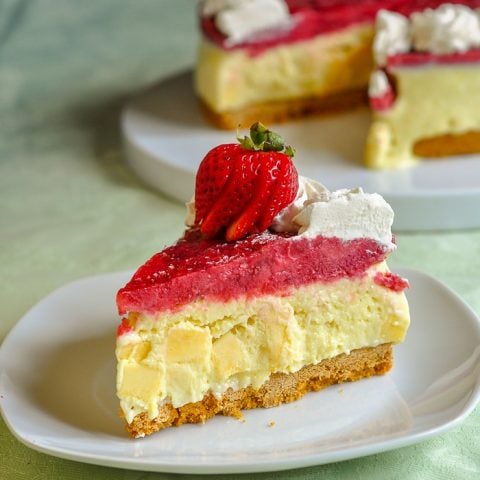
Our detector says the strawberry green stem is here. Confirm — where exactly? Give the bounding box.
[237,122,295,157]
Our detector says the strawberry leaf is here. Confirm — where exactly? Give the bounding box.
[238,122,295,157]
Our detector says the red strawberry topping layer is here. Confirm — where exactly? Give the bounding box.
[116,229,390,316]
[374,271,409,292]
[387,49,480,68]
[116,317,134,336]
[201,0,480,57]
[194,122,298,241]
[370,89,395,111]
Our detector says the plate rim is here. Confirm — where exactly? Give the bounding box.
[1,267,479,474]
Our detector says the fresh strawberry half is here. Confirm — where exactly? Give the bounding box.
[194,122,299,241]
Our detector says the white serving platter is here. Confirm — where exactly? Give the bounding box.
[121,71,480,231]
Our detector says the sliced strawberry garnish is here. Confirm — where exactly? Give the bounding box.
[194,144,237,224]
[200,151,257,238]
[194,122,299,241]
[226,156,274,241]
[257,157,298,232]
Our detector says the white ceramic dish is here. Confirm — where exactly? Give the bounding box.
[1,268,479,474]
[121,71,480,231]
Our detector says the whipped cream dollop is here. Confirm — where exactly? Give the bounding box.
[270,176,329,233]
[272,177,395,249]
[410,4,480,55]
[200,0,293,46]
[186,176,395,250]
[374,10,411,66]
[374,5,480,65]
[368,70,391,97]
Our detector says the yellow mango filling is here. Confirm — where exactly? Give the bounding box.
[195,23,373,113]
[116,262,409,423]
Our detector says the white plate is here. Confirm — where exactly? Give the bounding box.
[1,268,479,474]
[121,71,480,231]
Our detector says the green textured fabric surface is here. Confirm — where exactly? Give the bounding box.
[0,1,479,478]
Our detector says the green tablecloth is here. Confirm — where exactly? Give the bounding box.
[1,1,479,478]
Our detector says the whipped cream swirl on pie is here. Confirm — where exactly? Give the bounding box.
[271,177,395,250]
[200,0,293,46]
[411,4,480,55]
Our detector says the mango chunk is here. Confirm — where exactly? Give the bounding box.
[166,325,211,363]
[258,302,294,366]
[116,341,151,361]
[265,319,287,365]
[119,364,163,401]
[116,344,134,360]
[132,341,151,361]
[166,362,208,407]
[213,332,246,380]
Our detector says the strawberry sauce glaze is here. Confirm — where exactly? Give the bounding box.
[387,49,480,67]
[201,0,480,56]
[374,271,409,292]
[370,88,395,112]
[117,229,392,316]
[116,317,133,336]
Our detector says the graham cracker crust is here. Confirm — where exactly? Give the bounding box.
[200,87,368,130]
[124,343,392,438]
[413,130,480,157]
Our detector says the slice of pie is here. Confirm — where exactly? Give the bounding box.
[115,123,410,437]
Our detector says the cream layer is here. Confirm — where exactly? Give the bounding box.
[365,65,480,168]
[116,261,409,423]
[195,23,373,113]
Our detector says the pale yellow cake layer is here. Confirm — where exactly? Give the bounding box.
[365,65,480,169]
[116,261,409,423]
[195,23,373,113]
